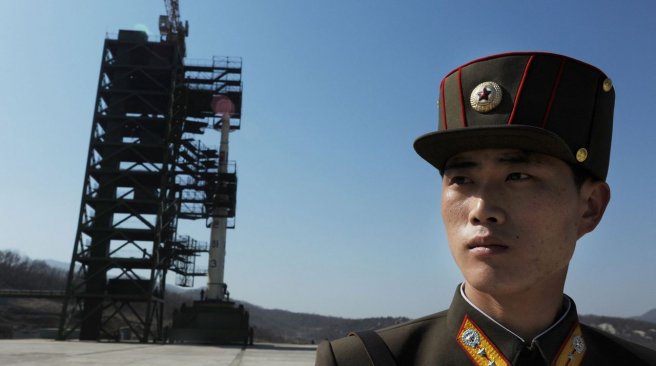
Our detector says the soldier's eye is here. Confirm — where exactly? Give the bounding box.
[506,172,529,181]
[449,176,471,185]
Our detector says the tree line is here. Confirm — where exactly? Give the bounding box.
[0,250,67,291]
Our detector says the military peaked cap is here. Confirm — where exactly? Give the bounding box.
[414,52,615,180]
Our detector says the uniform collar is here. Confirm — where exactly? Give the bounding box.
[447,284,584,365]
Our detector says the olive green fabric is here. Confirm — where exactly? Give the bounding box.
[314,286,656,365]
[414,52,614,181]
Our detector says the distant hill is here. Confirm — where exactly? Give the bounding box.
[636,308,656,324]
[0,250,406,343]
[240,300,408,343]
[44,259,72,272]
[580,314,656,350]
[242,305,656,348]
[0,250,654,349]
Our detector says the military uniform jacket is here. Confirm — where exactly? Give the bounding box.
[315,286,656,366]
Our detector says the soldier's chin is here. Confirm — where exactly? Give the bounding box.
[461,274,530,298]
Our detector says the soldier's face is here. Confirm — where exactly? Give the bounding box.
[440,148,608,297]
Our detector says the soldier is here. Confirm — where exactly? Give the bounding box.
[315,52,656,365]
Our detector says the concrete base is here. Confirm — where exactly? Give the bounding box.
[0,339,316,366]
[168,300,251,345]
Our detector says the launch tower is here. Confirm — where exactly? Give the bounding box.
[57,1,248,343]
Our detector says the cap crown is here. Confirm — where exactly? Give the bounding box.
[419,52,614,180]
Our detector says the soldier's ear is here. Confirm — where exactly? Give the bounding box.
[577,181,611,239]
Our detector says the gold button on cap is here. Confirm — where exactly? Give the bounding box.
[576,148,588,162]
[602,78,613,92]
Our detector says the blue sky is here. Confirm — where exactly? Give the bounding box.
[1,0,655,319]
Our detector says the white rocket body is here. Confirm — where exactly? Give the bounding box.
[207,115,231,300]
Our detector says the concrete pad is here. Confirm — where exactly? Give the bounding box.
[0,340,317,366]
[240,344,318,366]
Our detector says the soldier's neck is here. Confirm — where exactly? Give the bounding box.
[462,279,567,342]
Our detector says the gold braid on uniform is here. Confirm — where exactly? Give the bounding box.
[457,316,510,366]
[553,323,586,366]
[456,315,587,366]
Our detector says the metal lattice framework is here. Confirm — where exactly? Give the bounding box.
[57,29,243,342]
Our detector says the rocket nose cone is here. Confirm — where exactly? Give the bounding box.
[212,95,235,116]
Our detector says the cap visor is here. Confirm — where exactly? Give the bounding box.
[413,125,575,172]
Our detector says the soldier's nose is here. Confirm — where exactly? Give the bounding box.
[468,197,506,225]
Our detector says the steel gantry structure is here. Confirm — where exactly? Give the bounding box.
[57,2,243,342]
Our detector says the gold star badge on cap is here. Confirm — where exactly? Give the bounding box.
[470,81,503,113]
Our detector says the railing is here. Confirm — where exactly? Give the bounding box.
[0,289,66,298]
[184,56,242,69]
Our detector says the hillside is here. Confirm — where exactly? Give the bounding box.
[0,250,406,343]
[242,300,408,343]
[0,249,655,349]
[637,308,656,324]
[580,314,656,350]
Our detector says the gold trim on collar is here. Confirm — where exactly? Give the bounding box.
[457,316,510,366]
[552,323,586,366]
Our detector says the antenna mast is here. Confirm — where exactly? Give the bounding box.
[159,0,188,54]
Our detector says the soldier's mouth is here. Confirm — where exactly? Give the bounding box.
[467,244,509,257]
[468,244,508,252]
[466,237,509,253]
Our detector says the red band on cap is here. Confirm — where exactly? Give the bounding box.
[440,77,447,130]
[508,55,534,125]
[458,68,467,127]
[441,51,607,81]
[542,59,566,128]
